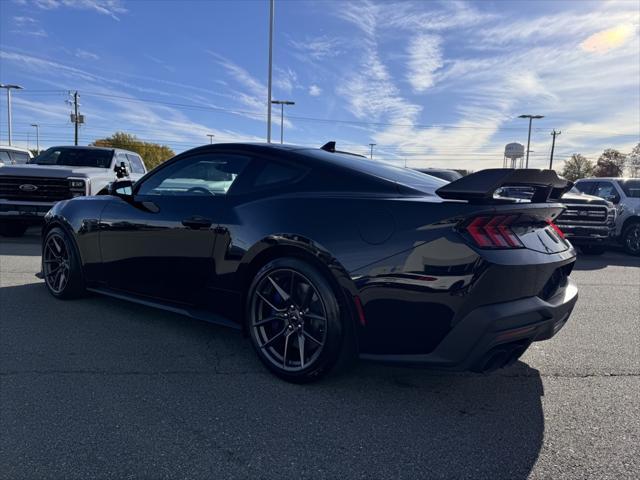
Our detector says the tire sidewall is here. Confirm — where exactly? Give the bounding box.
[246,257,344,383]
[622,222,640,256]
[43,226,85,299]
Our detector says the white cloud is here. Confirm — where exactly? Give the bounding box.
[407,34,442,92]
[75,48,99,60]
[309,84,322,96]
[23,0,127,21]
[11,15,48,36]
[273,66,298,94]
[289,35,344,60]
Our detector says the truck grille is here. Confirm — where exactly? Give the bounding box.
[0,176,72,202]
[556,205,608,225]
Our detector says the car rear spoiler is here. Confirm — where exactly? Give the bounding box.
[435,169,573,203]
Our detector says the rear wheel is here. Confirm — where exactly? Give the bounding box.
[580,245,606,255]
[622,221,640,256]
[0,222,28,237]
[247,258,346,383]
[42,227,86,299]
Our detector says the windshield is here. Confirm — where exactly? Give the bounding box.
[32,148,113,168]
[417,169,462,182]
[617,179,640,198]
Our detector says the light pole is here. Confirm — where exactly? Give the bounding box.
[206,134,215,144]
[271,100,294,144]
[31,123,40,154]
[266,0,274,143]
[369,143,376,160]
[0,84,23,146]
[549,130,561,170]
[518,114,544,168]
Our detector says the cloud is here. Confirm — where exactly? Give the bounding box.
[289,35,344,60]
[308,84,322,96]
[11,15,48,36]
[407,34,443,92]
[75,48,99,60]
[581,23,637,54]
[21,0,127,21]
[273,66,298,94]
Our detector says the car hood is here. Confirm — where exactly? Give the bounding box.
[560,191,608,206]
[0,164,111,178]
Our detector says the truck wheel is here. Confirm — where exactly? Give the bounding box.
[0,222,28,237]
[622,221,640,256]
[580,245,606,255]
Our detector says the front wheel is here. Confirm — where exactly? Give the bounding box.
[42,227,86,299]
[247,258,347,383]
[622,222,640,256]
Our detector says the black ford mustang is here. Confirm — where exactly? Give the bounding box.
[41,143,578,382]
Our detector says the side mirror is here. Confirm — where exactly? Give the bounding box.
[108,179,133,197]
[605,194,619,204]
[114,161,129,179]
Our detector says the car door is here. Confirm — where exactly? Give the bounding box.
[98,152,251,306]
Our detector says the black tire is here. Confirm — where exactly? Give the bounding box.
[42,227,86,299]
[580,245,606,255]
[246,257,349,383]
[622,221,640,256]
[0,222,28,237]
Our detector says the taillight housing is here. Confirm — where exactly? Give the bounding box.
[464,215,523,249]
[547,219,565,239]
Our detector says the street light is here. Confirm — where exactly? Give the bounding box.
[206,133,215,144]
[0,84,24,146]
[271,100,295,144]
[31,123,40,154]
[369,143,376,160]
[518,114,544,168]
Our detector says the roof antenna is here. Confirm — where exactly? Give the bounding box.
[321,141,336,152]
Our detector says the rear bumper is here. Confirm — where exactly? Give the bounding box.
[557,224,613,244]
[360,278,578,371]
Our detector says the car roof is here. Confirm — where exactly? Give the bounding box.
[0,145,31,153]
[44,145,141,155]
[577,177,635,181]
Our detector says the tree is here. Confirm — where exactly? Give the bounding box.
[627,143,640,177]
[560,153,594,181]
[593,148,626,177]
[91,132,175,170]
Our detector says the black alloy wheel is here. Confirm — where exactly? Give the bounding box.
[622,222,640,256]
[247,258,347,383]
[42,227,85,298]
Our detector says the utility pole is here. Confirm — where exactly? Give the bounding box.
[206,134,215,144]
[549,130,561,170]
[266,0,274,143]
[73,91,79,145]
[31,123,39,154]
[271,100,294,144]
[0,84,23,146]
[369,143,376,160]
[519,114,544,168]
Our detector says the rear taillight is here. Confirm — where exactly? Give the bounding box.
[464,215,523,249]
[547,220,565,239]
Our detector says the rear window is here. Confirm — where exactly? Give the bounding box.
[32,148,112,168]
[618,179,640,198]
[303,149,445,193]
[253,161,303,187]
[10,151,30,164]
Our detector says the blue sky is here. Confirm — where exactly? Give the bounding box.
[0,0,638,170]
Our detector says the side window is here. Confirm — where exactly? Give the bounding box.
[593,182,620,203]
[0,151,11,164]
[126,153,145,174]
[575,181,595,195]
[253,161,304,188]
[116,152,131,172]
[137,154,250,196]
[10,151,30,164]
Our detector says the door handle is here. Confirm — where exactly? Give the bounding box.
[181,216,213,229]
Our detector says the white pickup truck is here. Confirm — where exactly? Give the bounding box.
[0,146,147,237]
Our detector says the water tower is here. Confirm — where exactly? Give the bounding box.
[504,142,525,168]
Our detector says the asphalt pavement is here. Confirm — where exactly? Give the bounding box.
[1,229,639,479]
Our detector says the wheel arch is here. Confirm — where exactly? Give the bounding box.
[621,215,640,235]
